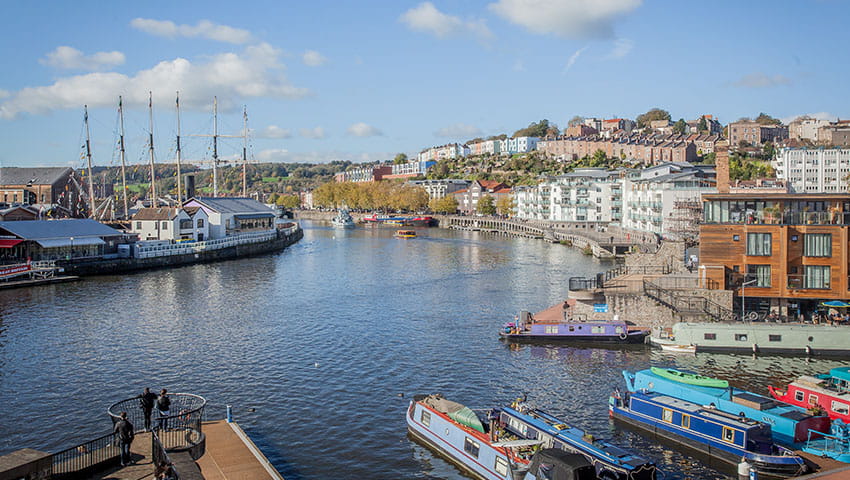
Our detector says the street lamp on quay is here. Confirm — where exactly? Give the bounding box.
[741,278,758,321]
[69,236,74,259]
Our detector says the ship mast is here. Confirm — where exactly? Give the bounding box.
[118,96,129,219]
[147,92,158,208]
[175,92,183,204]
[84,105,96,219]
[242,106,248,197]
[212,96,219,197]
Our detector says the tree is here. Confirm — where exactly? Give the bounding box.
[513,119,556,138]
[477,194,496,215]
[636,108,671,129]
[429,195,458,214]
[277,194,300,208]
[755,113,781,125]
[762,141,775,159]
[591,149,608,166]
[673,118,687,135]
[393,153,408,165]
[567,115,585,127]
[496,195,515,216]
[698,116,708,132]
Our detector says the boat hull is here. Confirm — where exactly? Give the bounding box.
[500,331,649,344]
[670,322,850,356]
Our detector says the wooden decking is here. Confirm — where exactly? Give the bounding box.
[196,420,284,480]
[84,432,154,480]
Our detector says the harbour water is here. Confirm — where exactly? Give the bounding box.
[1,220,848,479]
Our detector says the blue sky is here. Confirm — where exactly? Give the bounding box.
[1,0,848,169]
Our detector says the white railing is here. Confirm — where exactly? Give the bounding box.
[134,227,297,259]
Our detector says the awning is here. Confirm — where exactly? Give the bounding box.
[821,300,850,308]
[234,213,275,219]
[0,239,23,248]
[35,237,106,248]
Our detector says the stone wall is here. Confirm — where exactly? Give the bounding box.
[625,241,687,272]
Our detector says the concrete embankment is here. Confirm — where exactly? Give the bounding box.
[58,228,303,277]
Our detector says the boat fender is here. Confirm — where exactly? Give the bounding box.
[619,332,627,340]
[738,458,752,478]
[805,345,812,356]
[739,411,746,420]
[752,343,758,353]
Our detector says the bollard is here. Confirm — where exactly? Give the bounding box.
[226,405,233,423]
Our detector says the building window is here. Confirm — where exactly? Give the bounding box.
[735,334,748,342]
[494,457,509,477]
[136,221,142,229]
[732,235,740,241]
[746,233,771,256]
[162,221,168,230]
[747,265,771,287]
[420,410,431,427]
[804,266,830,289]
[768,335,782,342]
[464,438,480,458]
[704,333,717,340]
[795,391,805,402]
[804,234,831,257]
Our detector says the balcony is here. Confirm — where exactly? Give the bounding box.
[787,275,831,290]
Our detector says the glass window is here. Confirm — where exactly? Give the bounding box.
[746,233,771,256]
[809,394,819,406]
[162,221,168,230]
[682,414,690,429]
[832,401,849,415]
[704,333,716,340]
[722,427,735,443]
[464,438,480,458]
[735,334,748,341]
[804,234,831,257]
[662,408,673,423]
[747,265,771,287]
[804,266,830,289]
[420,410,431,427]
[545,326,558,334]
[795,391,804,402]
[136,221,142,229]
[494,457,509,476]
[768,335,782,342]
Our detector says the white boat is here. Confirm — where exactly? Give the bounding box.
[331,208,355,228]
[659,343,696,353]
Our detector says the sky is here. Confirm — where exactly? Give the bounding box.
[1,0,849,170]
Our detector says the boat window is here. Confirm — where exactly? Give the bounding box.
[704,333,717,340]
[682,414,691,429]
[722,427,735,444]
[809,394,819,406]
[421,410,431,427]
[569,326,575,332]
[662,408,674,423]
[795,391,805,402]
[464,437,480,458]
[592,326,605,334]
[831,401,849,415]
[545,326,558,334]
[615,326,624,334]
[494,456,509,476]
[735,334,748,342]
[768,335,782,342]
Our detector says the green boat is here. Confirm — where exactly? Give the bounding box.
[649,366,729,388]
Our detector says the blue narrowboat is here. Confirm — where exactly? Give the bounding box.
[500,319,649,344]
[624,368,831,446]
[499,403,656,480]
[609,390,809,479]
[406,394,597,480]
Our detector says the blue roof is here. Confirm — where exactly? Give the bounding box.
[0,219,123,240]
[188,197,274,215]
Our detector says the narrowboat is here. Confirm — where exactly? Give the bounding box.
[609,390,809,479]
[624,368,831,445]
[498,402,656,480]
[500,316,649,344]
[661,322,850,356]
[801,418,850,463]
[394,229,416,238]
[768,367,850,424]
[406,394,597,480]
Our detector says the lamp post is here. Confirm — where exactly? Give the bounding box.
[741,278,758,321]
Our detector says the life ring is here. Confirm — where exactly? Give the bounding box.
[619,332,628,340]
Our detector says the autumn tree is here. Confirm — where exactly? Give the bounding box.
[429,195,458,214]
[393,153,408,164]
[567,115,585,127]
[513,119,557,138]
[496,195,515,217]
[478,194,496,215]
[755,113,781,125]
[636,108,671,129]
[673,118,687,135]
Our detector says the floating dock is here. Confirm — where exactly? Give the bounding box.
[197,420,284,480]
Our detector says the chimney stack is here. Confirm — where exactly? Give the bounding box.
[714,140,730,193]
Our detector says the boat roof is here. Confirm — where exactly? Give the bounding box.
[830,367,850,382]
[635,391,763,429]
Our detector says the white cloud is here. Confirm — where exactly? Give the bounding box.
[563,46,587,73]
[512,60,525,72]
[488,0,641,39]
[257,148,392,163]
[299,127,327,139]
[434,123,482,138]
[400,2,493,42]
[0,89,9,99]
[130,18,253,44]
[731,72,792,88]
[347,122,382,137]
[780,112,839,124]
[302,50,327,67]
[606,38,633,59]
[0,43,310,119]
[257,125,292,139]
[40,46,125,71]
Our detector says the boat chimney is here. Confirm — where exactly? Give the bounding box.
[184,174,196,199]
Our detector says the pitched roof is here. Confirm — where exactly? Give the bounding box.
[187,197,274,214]
[0,219,123,240]
[132,207,181,221]
[0,167,73,186]
[477,180,505,190]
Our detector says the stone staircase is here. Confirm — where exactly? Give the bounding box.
[643,279,737,322]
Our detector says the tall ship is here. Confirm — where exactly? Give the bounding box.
[769,367,850,424]
[624,367,831,446]
[406,394,598,480]
[608,390,809,479]
[657,321,850,356]
[331,207,356,228]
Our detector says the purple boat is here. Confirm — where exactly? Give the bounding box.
[500,310,650,344]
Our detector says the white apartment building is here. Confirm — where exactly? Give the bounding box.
[407,179,470,200]
[506,136,539,154]
[772,147,850,193]
[417,143,469,162]
[550,169,621,222]
[514,184,551,220]
[131,207,210,242]
[788,118,831,143]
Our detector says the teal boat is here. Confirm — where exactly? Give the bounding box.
[649,367,729,388]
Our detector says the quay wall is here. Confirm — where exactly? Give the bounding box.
[58,228,303,277]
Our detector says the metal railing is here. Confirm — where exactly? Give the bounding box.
[787,274,831,290]
[643,279,737,322]
[603,264,671,282]
[51,431,119,479]
[151,429,179,479]
[107,393,206,451]
[568,276,599,291]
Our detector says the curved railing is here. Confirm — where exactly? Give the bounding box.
[108,393,206,452]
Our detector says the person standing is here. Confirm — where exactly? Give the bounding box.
[114,411,134,466]
[156,389,171,430]
[138,387,158,431]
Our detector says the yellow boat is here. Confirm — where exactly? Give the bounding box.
[394,229,416,238]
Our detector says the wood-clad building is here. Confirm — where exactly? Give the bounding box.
[700,192,850,319]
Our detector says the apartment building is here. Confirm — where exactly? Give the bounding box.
[417,143,469,162]
[772,147,850,193]
[506,136,539,154]
[334,165,393,183]
[788,117,831,143]
[467,139,503,156]
[538,133,697,164]
[454,180,510,214]
[407,179,470,200]
[728,121,789,146]
[549,169,622,223]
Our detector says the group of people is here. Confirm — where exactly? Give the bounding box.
[112,387,174,467]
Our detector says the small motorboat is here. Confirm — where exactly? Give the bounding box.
[659,343,696,354]
[394,229,416,238]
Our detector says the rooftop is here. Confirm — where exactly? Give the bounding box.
[0,219,123,240]
[0,167,73,186]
